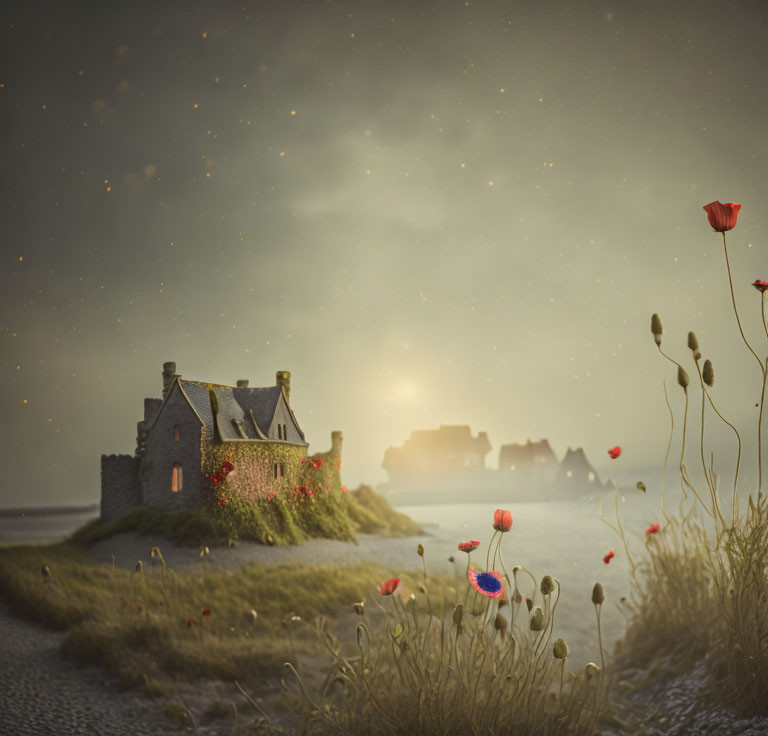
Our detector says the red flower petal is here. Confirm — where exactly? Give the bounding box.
[378,577,400,595]
[645,523,660,536]
[703,201,741,233]
[603,549,615,565]
[492,509,513,532]
[608,446,621,459]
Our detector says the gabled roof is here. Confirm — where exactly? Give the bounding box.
[177,379,307,445]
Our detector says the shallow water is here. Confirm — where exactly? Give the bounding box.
[0,511,98,545]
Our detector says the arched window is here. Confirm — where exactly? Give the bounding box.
[171,463,183,492]
[174,425,180,442]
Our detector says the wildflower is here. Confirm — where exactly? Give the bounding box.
[201,609,212,616]
[268,492,276,499]
[529,607,544,631]
[753,280,768,293]
[379,577,400,596]
[553,638,569,660]
[703,201,741,233]
[645,523,660,536]
[494,612,508,633]
[592,583,605,605]
[341,486,348,494]
[468,567,505,599]
[458,540,480,553]
[703,359,715,387]
[603,549,615,565]
[492,508,513,532]
[186,618,196,628]
[608,446,621,459]
[300,457,306,463]
[540,575,555,596]
[651,313,663,346]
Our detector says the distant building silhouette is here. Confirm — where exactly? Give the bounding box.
[381,427,604,501]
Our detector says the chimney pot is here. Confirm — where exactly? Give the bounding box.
[162,361,180,399]
[236,379,249,388]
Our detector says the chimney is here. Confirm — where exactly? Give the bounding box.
[236,379,249,388]
[276,370,291,403]
[331,430,343,457]
[162,361,180,399]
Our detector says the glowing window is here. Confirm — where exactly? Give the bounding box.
[509,464,516,471]
[588,472,595,482]
[566,470,573,478]
[171,463,183,492]
[174,425,180,442]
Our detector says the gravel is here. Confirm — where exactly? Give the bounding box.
[0,602,213,736]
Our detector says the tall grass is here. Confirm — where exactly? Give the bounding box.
[292,537,609,735]
[611,209,768,715]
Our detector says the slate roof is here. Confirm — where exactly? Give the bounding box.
[177,379,307,445]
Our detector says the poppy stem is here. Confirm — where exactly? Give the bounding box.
[660,378,674,524]
[722,231,765,494]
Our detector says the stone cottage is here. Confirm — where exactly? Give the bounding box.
[100,362,343,521]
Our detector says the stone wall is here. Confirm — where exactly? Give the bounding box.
[100,454,140,521]
[141,380,206,512]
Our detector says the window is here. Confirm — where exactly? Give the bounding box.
[283,423,288,439]
[509,464,516,471]
[277,424,283,440]
[232,418,248,439]
[566,470,573,478]
[280,463,285,478]
[588,472,595,482]
[173,425,180,442]
[273,463,279,480]
[171,463,183,492]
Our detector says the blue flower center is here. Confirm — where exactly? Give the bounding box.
[476,573,502,593]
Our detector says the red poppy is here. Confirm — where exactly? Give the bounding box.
[379,577,400,595]
[645,523,660,536]
[337,460,342,469]
[341,486,348,494]
[300,457,306,463]
[221,461,234,474]
[201,609,212,616]
[608,446,621,459]
[268,492,276,499]
[186,618,196,628]
[603,549,615,565]
[493,509,513,532]
[753,280,768,294]
[703,201,741,233]
[458,540,480,553]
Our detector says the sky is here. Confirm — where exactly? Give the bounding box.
[3,0,768,508]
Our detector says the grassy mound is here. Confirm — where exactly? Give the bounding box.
[72,484,422,548]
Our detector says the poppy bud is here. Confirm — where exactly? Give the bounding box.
[651,313,663,345]
[133,560,143,574]
[248,609,258,623]
[41,564,52,581]
[540,575,554,596]
[494,612,508,633]
[448,555,455,563]
[452,604,463,629]
[584,662,600,680]
[417,543,425,557]
[553,638,569,660]
[353,601,365,616]
[636,481,646,492]
[530,607,544,631]
[677,366,689,390]
[703,359,714,387]
[687,331,700,355]
[526,598,534,612]
[592,582,605,606]
[418,584,428,595]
